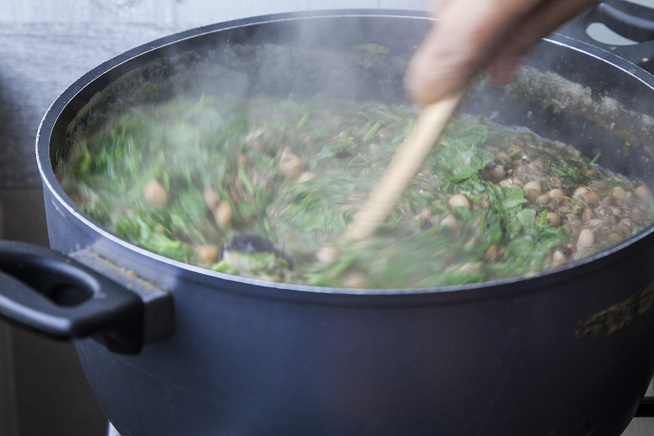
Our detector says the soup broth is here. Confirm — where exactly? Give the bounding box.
[60,95,654,288]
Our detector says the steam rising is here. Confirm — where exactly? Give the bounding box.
[59,13,654,241]
[63,15,419,174]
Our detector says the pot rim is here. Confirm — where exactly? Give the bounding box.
[35,9,654,298]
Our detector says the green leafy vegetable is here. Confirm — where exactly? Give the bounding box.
[60,94,654,289]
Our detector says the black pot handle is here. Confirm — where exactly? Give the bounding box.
[636,397,654,417]
[0,240,172,354]
[558,0,654,73]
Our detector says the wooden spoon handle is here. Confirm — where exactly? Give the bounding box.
[347,90,466,240]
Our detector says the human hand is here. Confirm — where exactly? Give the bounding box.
[406,0,598,105]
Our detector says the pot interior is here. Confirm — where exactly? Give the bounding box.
[41,11,654,289]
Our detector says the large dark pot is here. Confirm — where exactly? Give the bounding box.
[1,6,654,435]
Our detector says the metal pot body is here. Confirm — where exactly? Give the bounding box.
[37,10,654,436]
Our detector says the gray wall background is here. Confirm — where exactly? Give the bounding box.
[0,0,426,189]
[0,1,653,435]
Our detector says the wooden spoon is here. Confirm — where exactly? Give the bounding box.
[346,90,466,240]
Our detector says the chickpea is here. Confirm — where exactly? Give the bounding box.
[635,185,651,199]
[213,202,233,229]
[448,194,471,210]
[279,148,304,178]
[611,186,627,201]
[573,187,599,206]
[495,152,512,163]
[296,171,317,184]
[342,271,369,289]
[202,187,221,210]
[584,190,600,206]
[416,208,433,226]
[573,187,588,200]
[551,249,569,267]
[547,212,562,227]
[523,181,542,202]
[583,167,599,177]
[315,244,341,263]
[507,139,524,154]
[377,127,393,141]
[196,244,220,267]
[143,179,168,208]
[499,179,521,189]
[440,214,459,231]
[550,177,563,187]
[484,244,502,261]
[535,194,550,207]
[577,229,595,248]
[608,233,624,244]
[549,188,565,202]
[457,262,483,275]
[486,164,507,183]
